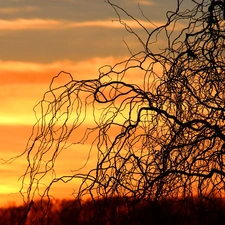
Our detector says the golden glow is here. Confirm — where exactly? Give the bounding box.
[0,185,18,194]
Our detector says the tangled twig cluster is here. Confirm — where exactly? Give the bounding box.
[18,0,225,220]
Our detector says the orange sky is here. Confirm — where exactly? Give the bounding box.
[0,0,185,206]
[0,57,125,206]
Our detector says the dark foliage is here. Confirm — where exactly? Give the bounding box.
[1,197,225,225]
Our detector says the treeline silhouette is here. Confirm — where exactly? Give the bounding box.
[1,196,225,225]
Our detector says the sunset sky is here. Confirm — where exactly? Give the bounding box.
[0,0,189,206]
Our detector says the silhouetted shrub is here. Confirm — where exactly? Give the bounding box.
[1,196,225,224]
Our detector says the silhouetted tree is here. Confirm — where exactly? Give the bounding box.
[15,0,225,224]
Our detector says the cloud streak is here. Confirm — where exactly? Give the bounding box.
[0,57,124,85]
[134,0,155,6]
[0,18,171,30]
[0,6,39,14]
[0,19,61,30]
